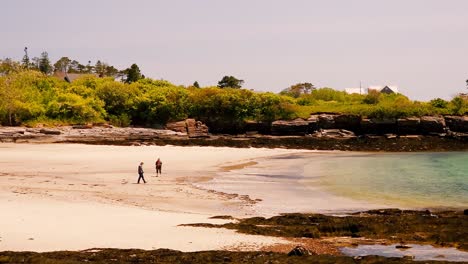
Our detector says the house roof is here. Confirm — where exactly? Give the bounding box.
[368,85,399,93]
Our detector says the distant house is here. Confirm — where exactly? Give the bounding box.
[368,85,399,94]
[53,71,98,83]
[344,87,367,94]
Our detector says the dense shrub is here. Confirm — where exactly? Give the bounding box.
[0,69,465,127]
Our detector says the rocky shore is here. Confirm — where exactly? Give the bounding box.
[1,115,468,151]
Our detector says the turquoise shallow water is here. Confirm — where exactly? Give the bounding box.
[304,152,468,209]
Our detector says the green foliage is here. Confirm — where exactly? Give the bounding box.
[280,82,315,98]
[363,89,381,104]
[0,64,466,128]
[430,98,449,109]
[124,63,143,84]
[217,75,244,89]
[53,57,71,72]
[39,51,52,75]
[193,81,200,88]
[451,96,467,115]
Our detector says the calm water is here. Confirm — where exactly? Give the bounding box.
[199,151,467,215]
[304,152,468,209]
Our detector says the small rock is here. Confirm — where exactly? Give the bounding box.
[396,244,412,249]
[287,245,312,256]
[39,129,61,135]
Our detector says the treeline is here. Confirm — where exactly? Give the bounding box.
[0,58,467,128]
[0,68,296,127]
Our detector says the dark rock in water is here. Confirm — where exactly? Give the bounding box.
[445,116,468,132]
[287,245,313,256]
[39,129,61,135]
[271,119,309,136]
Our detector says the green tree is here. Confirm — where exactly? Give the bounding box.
[53,57,72,72]
[39,52,52,74]
[193,81,200,88]
[430,98,448,109]
[104,65,119,77]
[124,63,143,84]
[280,82,315,98]
[95,60,105,77]
[217,75,244,88]
[22,47,30,69]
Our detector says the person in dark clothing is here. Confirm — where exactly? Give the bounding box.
[155,158,162,177]
[137,162,146,184]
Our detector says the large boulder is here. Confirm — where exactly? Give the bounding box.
[166,120,187,133]
[397,117,420,135]
[186,119,209,138]
[445,116,468,132]
[317,114,336,129]
[244,121,271,135]
[166,119,209,137]
[287,246,313,256]
[334,114,361,132]
[307,115,319,133]
[360,118,397,135]
[420,116,446,134]
[271,118,309,135]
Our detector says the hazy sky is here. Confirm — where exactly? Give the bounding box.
[2,0,467,100]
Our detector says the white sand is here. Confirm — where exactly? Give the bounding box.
[0,143,302,252]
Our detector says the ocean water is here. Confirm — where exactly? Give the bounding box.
[305,152,468,209]
[198,151,467,215]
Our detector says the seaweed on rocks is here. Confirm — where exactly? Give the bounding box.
[185,209,468,251]
[0,249,454,263]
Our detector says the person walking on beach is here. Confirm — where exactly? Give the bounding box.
[137,162,146,184]
[155,158,162,176]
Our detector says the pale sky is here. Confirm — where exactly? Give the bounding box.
[2,0,467,100]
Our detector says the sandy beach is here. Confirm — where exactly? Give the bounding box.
[0,143,312,252]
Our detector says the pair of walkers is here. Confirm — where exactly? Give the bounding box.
[137,158,163,184]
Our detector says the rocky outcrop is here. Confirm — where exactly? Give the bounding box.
[310,129,356,139]
[445,116,468,133]
[244,121,271,134]
[166,119,209,138]
[271,118,309,135]
[165,120,187,134]
[288,246,314,256]
[186,119,209,138]
[360,118,397,135]
[420,116,446,134]
[397,117,420,135]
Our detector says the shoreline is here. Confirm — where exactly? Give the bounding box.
[1,126,468,152]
